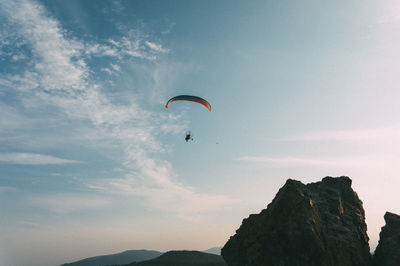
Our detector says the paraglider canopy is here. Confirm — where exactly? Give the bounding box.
[165,95,211,112]
[165,95,210,142]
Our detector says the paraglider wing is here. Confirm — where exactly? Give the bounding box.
[165,95,211,111]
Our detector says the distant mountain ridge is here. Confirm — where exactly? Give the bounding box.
[203,247,221,255]
[123,250,227,266]
[61,249,162,266]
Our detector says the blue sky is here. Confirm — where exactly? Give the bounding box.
[1,1,400,265]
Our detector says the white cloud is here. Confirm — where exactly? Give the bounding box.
[100,67,113,75]
[0,72,40,93]
[0,103,30,130]
[0,0,228,215]
[145,41,169,53]
[160,123,187,134]
[0,153,81,165]
[100,64,121,75]
[107,157,233,213]
[239,156,338,168]
[85,43,119,58]
[17,220,44,229]
[85,35,164,61]
[0,186,16,193]
[11,53,27,61]
[110,63,120,72]
[276,127,400,142]
[239,154,400,170]
[29,194,110,213]
[1,1,87,93]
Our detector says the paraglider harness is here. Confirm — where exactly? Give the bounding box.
[185,131,193,142]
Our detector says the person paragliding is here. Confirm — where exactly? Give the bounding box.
[165,95,211,142]
[185,131,193,142]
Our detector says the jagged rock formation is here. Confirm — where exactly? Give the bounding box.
[222,176,371,266]
[373,212,400,266]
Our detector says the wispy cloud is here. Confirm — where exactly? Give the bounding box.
[0,186,16,193]
[0,103,31,130]
[276,127,400,142]
[145,41,169,53]
[110,63,120,72]
[239,156,338,168]
[239,154,400,170]
[107,159,232,213]
[161,20,176,35]
[100,63,121,75]
[29,194,110,213]
[100,67,113,75]
[1,1,86,93]
[85,34,166,61]
[11,53,27,61]
[0,0,229,215]
[0,153,81,165]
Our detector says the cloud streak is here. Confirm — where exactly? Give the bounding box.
[239,154,400,170]
[239,156,338,167]
[0,186,16,193]
[29,194,110,213]
[0,0,229,215]
[0,153,81,165]
[145,41,169,53]
[276,127,400,142]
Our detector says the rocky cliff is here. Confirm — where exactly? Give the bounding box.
[222,176,371,266]
[373,212,400,266]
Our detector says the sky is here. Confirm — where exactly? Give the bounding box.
[1,0,400,265]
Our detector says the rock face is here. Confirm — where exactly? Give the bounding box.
[222,176,371,266]
[373,212,400,266]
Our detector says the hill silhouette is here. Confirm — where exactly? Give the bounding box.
[203,247,221,255]
[61,250,162,266]
[123,250,227,266]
